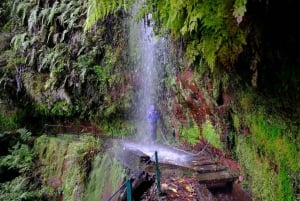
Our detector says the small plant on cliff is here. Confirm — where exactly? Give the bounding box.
[0,129,35,173]
[0,128,40,201]
[181,122,200,146]
[202,119,223,150]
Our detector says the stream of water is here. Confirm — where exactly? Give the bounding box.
[128,1,167,142]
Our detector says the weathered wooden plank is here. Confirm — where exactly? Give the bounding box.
[196,170,239,186]
[190,159,217,166]
[192,164,228,173]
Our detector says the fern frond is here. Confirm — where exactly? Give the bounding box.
[85,0,134,31]
[11,33,29,52]
[39,8,50,25]
[47,1,60,25]
[16,2,31,24]
[28,6,39,34]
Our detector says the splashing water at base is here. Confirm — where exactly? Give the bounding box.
[120,140,192,166]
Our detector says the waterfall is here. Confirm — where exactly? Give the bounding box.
[129,1,167,141]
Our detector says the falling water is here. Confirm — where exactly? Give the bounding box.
[129,1,167,141]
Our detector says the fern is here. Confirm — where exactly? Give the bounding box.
[181,123,200,146]
[39,8,49,26]
[0,142,35,173]
[233,0,247,22]
[27,5,38,33]
[0,177,39,201]
[146,0,247,70]
[15,1,32,25]
[85,0,133,31]
[47,1,60,26]
[11,33,29,52]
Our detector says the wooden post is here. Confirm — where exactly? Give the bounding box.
[155,151,162,196]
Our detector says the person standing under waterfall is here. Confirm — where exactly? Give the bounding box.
[146,104,161,141]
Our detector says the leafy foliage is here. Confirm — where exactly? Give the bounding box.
[181,122,200,146]
[0,129,40,201]
[233,90,300,201]
[34,135,102,201]
[87,152,125,201]
[0,129,35,172]
[0,143,34,173]
[145,0,247,70]
[0,176,41,201]
[202,119,223,150]
[3,0,133,122]
[236,136,296,201]
[0,1,12,29]
[85,0,133,31]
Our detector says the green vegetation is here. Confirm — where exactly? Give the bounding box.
[0,112,19,131]
[202,119,223,150]
[85,0,133,31]
[234,90,299,201]
[34,135,102,200]
[0,129,40,201]
[142,0,247,70]
[0,0,134,124]
[0,1,299,201]
[0,129,34,172]
[0,130,106,201]
[101,119,134,137]
[181,122,200,146]
[87,152,125,201]
[33,135,98,199]
[236,136,296,201]
[0,176,41,201]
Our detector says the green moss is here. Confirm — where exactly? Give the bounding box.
[86,152,125,201]
[101,119,134,137]
[0,108,26,131]
[50,100,73,117]
[231,113,241,132]
[0,113,18,131]
[233,88,299,201]
[245,111,299,172]
[34,135,102,200]
[202,119,223,150]
[236,136,296,201]
[181,122,200,146]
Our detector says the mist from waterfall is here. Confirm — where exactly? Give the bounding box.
[128,2,167,141]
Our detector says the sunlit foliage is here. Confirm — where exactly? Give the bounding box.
[85,0,134,31]
[142,0,248,70]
